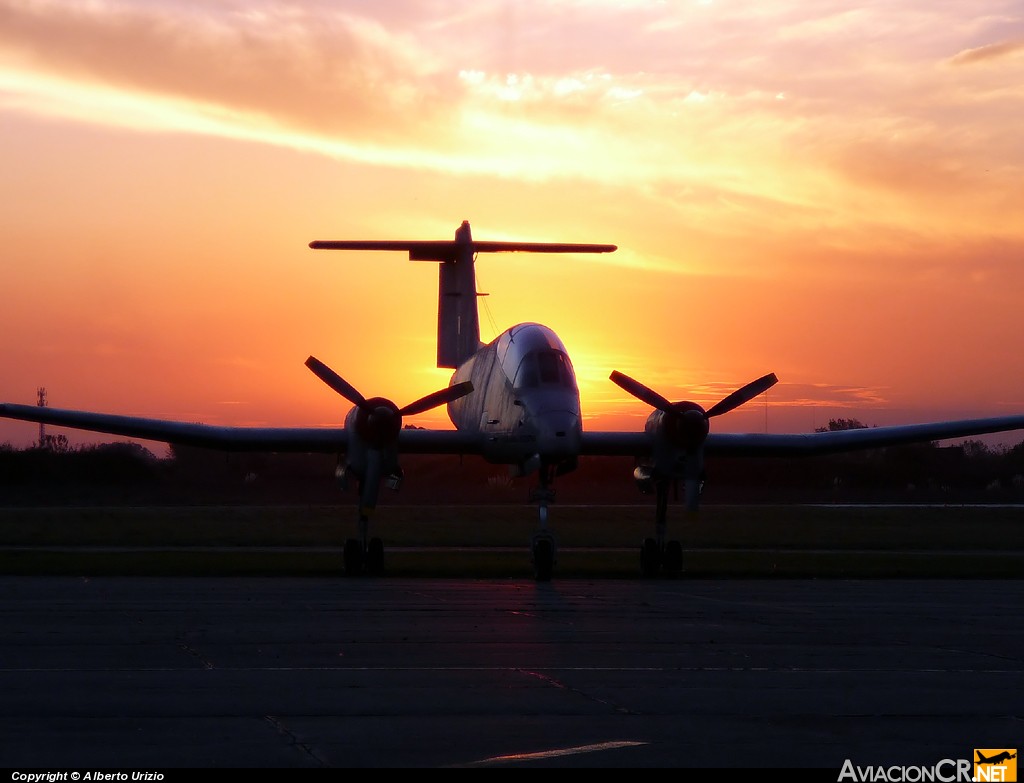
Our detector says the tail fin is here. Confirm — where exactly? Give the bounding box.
[310,221,616,369]
[435,220,482,368]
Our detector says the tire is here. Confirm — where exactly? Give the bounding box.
[366,537,385,576]
[640,537,661,578]
[533,539,554,582]
[663,540,683,575]
[343,538,364,576]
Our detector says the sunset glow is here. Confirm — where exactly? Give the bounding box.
[2,0,1023,448]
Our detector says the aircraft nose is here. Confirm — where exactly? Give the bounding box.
[535,410,581,457]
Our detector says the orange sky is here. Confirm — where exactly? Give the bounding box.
[2,0,1024,450]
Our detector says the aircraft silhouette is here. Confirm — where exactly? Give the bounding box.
[5,220,1024,580]
[977,751,1017,765]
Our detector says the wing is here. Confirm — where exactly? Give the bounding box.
[706,416,1024,457]
[0,403,346,452]
[0,403,484,455]
[580,415,1024,458]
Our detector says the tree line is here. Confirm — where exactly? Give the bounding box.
[3,419,1024,504]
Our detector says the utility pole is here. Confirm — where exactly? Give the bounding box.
[36,387,47,447]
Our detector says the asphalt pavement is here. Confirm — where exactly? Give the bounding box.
[0,576,1020,769]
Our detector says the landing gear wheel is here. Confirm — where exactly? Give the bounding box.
[663,540,683,576]
[532,536,555,582]
[343,538,364,576]
[366,536,385,576]
[640,537,661,578]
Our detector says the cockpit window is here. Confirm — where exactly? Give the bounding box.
[538,351,562,384]
[516,360,539,389]
[516,351,574,390]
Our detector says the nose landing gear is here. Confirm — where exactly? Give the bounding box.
[530,466,558,581]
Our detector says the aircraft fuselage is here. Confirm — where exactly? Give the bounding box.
[448,322,581,473]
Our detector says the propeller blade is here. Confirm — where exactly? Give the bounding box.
[705,372,778,418]
[609,371,675,413]
[305,356,367,408]
[399,381,474,417]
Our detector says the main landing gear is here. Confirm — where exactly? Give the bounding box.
[639,479,686,578]
[343,511,385,577]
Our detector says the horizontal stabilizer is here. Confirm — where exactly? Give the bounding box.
[309,222,615,368]
[309,239,617,260]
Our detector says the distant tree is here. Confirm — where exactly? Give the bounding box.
[41,433,72,453]
[960,439,994,460]
[815,418,868,433]
[167,442,236,481]
[1006,440,1024,474]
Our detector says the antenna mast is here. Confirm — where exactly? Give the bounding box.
[36,387,47,447]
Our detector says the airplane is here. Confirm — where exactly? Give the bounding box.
[977,752,1017,765]
[5,219,1024,581]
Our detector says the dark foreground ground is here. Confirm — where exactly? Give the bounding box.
[0,503,1019,769]
[0,503,1021,578]
[0,576,1019,769]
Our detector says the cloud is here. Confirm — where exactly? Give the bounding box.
[949,39,1024,66]
[0,0,455,141]
[780,383,890,409]
[2,0,1022,255]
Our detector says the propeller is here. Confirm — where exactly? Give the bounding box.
[705,372,779,418]
[306,355,473,446]
[305,356,368,409]
[306,355,474,515]
[608,371,675,414]
[610,370,777,511]
[610,370,777,421]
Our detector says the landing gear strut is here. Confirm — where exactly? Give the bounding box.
[639,479,684,578]
[343,507,385,577]
[530,465,557,582]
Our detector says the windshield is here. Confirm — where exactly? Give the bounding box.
[515,350,575,390]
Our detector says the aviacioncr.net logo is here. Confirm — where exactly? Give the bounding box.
[838,759,973,781]
[974,749,1017,782]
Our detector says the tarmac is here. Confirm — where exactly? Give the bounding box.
[0,576,1020,769]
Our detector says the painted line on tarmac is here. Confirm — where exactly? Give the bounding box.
[464,740,648,766]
